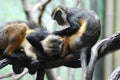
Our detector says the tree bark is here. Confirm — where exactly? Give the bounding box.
[108,67,120,80]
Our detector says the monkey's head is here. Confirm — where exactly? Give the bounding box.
[51,5,68,26]
[41,34,64,57]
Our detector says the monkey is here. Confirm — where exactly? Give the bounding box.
[22,6,101,79]
[51,5,101,57]
[0,21,64,74]
[27,32,63,59]
[26,6,101,77]
[3,7,101,78]
[0,22,37,59]
[0,21,42,74]
[51,5,101,77]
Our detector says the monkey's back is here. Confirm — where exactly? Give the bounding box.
[68,8,101,47]
[0,22,28,50]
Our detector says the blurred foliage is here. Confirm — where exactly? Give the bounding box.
[0,0,26,25]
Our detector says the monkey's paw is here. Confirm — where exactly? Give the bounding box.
[28,58,39,75]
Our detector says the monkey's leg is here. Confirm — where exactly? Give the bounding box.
[36,69,45,80]
[22,41,39,74]
[12,60,24,74]
[64,59,81,68]
[80,47,88,80]
[26,31,47,53]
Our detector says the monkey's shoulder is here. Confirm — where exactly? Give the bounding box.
[68,8,99,21]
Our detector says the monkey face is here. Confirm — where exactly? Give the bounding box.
[41,35,63,56]
[54,10,65,25]
[51,7,67,26]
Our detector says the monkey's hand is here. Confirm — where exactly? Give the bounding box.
[52,31,65,37]
[26,31,46,53]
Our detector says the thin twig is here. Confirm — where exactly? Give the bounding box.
[12,69,28,80]
[0,73,14,79]
[0,69,28,80]
[75,0,81,7]
[21,0,34,20]
[38,0,52,25]
[32,2,43,13]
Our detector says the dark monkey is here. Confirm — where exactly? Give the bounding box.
[51,5,101,58]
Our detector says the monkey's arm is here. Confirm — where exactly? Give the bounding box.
[26,31,46,54]
[53,20,80,36]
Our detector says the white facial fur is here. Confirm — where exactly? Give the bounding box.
[40,34,63,56]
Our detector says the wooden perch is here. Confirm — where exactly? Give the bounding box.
[1,32,120,80]
[38,32,120,80]
[99,32,120,58]
[86,32,120,80]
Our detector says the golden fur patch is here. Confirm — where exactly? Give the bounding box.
[2,23,28,54]
[61,19,87,56]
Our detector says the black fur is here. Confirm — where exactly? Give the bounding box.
[52,5,101,39]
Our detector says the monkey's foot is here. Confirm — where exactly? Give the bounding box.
[3,52,20,61]
[28,58,39,75]
[12,61,24,74]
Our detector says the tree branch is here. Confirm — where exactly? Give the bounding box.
[108,66,120,80]
[1,23,120,80]
[0,69,28,80]
[99,32,120,59]
[86,39,108,80]
[32,2,43,14]
[1,32,120,80]
[86,32,120,80]
[38,0,52,25]
[75,0,81,7]
[0,73,14,79]
[21,0,34,21]
[12,69,28,80]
